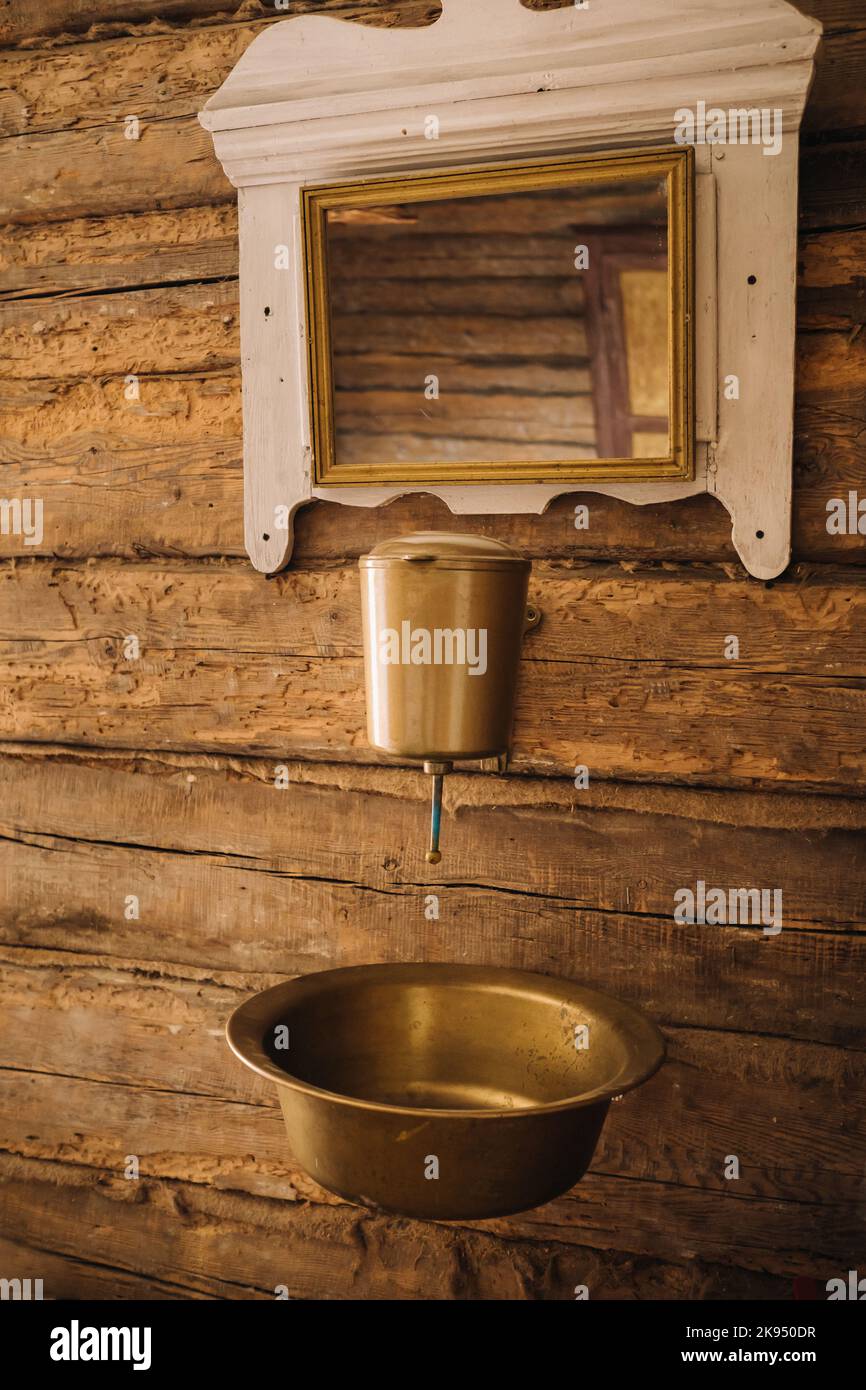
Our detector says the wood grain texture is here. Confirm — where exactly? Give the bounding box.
[0,747,863,1046]
[0,115,226,225]
[0,0,864,1303]
[1,231,863,564]
[0,0,858,53]
[0,204,239,299]
[5,110,859,234]
[0,5,439,222]
[0,10,850,142]
[0,270,858,390]
[0,2,440,52]
[3,557,866,675]
[797,228,866,333]
[799,136,866,231]
[0,1237,205,1300]
[0,17,283,136]
[0,280,238,379]
[0,15,859,227]
[0,560,864,790]
[0,1154,788,1300]
[0,948,862,1275]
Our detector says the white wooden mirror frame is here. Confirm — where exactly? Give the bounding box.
[200,0,821,579]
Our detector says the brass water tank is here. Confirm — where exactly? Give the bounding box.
[359,532,536,861]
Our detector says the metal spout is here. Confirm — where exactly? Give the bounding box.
[423,760,452,863]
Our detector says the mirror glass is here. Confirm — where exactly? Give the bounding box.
[303,150,692,485]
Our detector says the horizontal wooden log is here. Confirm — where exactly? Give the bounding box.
[797,228,866,333]
[1,643,862,792]
[0,119,861,232]
[794,416,866,564]
[0,381,862,565]
[1,0,859,55]
[0,2,861,151]
[1,948,862,1212]
[0,16,276,138]
[803,26,866,134]
[0,974,860,1276]
[0,280,238,380]
[0,115,226,225]
[0,655,861,792]
[0,28,862,225]
[0,1,439,52]
[1,1063,861,1275]
[796,325,866,411]
[2,1,855,138]
[333,431,597,463]
[5,744,865,917]
[0,748,864,1046]
[0,560,865,790]
[0,205,239,300]
[332,311,589,361]
[330,233,603,283]
[0,232,863,560]
[0,1237,203,1300]
[3,558,866,676]
[799,136,866,233]
[0,372,246,559]
[333,353,592,397]
[490,1169,860,1275]
[0,1154,783,1300]
[331,270,588,316]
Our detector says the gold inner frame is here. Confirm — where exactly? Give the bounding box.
[302,146,694,487]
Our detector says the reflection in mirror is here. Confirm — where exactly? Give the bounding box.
[327,180,667,466]
[303,151,692,483]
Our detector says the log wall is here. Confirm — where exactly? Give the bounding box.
[0,0,864,1301]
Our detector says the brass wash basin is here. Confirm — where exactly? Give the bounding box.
[227,964,664,1220]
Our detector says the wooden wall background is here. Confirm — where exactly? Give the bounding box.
[0,0,864,1301]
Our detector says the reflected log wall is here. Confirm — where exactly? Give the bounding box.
[0,0,864,1301]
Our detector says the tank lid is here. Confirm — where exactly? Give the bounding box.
[360,531,528,568]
